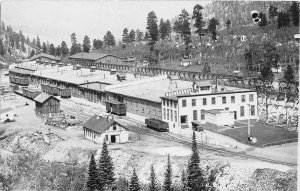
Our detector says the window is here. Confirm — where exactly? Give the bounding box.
[249,94,254,102]
[201,110,205,120]
[222,96,226,104]
[251,105,255,116]
[180,115,187,124]
[167,109,169,120]
[174,111,177,122]
[170,101,173,108]
[241,95,246,102]
[163,99,165,106]
[170,110,173,121]
[231,96,235,103]
[163,108,166,119]
[193,110,197,121]
[203,98,207,106]
[141,107,144,113]
[182,100,186,107]
[240,106,244,117]
[225,107,229,110]
[147,109,150,114]
[113,124,116,130]
[106,135,108,141]
[211,97,216,105]
[192,99,196,106]
[6,114,9,117]
[153,110,156,116]
[167,100,169,107]
[174,102,177,108]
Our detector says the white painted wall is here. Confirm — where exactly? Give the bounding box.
[205,111,235,126]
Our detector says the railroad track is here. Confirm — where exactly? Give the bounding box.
[60,103,297,167]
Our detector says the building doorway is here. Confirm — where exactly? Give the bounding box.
[111,135,116,143]
[234,111,237,120]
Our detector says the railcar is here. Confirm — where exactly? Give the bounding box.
[106,100,126,116]
[9,76,29,86]
[22,88,41,99]
[49,84,59,96]
[145,118,169,132]
[58,87,71,98]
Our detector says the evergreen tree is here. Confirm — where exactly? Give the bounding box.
[55,46,62,57]
[268,5,278,19]
[49,44,56,55]
[83,35,91,53]
[226,19,231,29]
[173,20,181,34]
[93,39,103,50]
[122,28,129,44]
[192,4,205,41]
[36,35,41,50]
[30,49,35,58]
[261,66,273,82]
[135,29,144,42]
[181,169,187,191]
[187,131,205,191]
[97,141,115,191]
[103,31,116,47]
[258,12,268,27]
[70,33,80,55]
[163,155,172,191]
[86,153,98,191]
[42,42,47,53]
[289,1,300,26]
[128,29,136,43]
[149,165,159,191]
[208,17,219,41]
[159,19,168,40]
[0,38,5,56]
[144,31,150,40]
[129,168,140,191]
[146,11,159,52]
[178,9,192,53]
[61,41,69,57]
[165,20,172,38]
[32,38,37,47]
[284,65,294,83]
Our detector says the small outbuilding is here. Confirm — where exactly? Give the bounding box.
[0,107,14,123]
[83,115,129,144]
[34,93,60,117]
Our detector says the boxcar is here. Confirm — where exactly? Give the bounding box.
[41,83,50,93]
[9,76,29,86]
[106,100,126,116]
[58,87,71,98]
[49,84,59,96]
[145,118,169,132]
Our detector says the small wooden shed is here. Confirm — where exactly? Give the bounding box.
[34,93,60,117]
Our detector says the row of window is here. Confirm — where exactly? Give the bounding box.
[240,105,256,117]
[182,94,254,107]
[163,99,177,108]
[163,108,178,122]
[192,110,205,121]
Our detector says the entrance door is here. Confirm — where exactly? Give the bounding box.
[234,111,237,120]
[111,135,116,143]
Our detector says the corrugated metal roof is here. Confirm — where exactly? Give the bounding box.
[83,115,125,134]
[34,93,59,103]
[0,107,13,114]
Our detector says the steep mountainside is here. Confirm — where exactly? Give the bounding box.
[202,1,292,29]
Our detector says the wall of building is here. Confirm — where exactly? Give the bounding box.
[96,55,123,65]
[161,99,179,132]
[205,112,235,126]
[0,112,14,123]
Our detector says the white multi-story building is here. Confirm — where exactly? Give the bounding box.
[161,81,258,133]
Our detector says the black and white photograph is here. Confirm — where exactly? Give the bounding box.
[0,0,299,190]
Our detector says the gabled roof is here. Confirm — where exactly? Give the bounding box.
[0,107,13,114]
[83,115,125,134]
[68,52,123,61]
[34,93,60,103]
[30,53,60,61]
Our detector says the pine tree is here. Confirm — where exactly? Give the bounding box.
[289,1,300,26]
[42,42,47,53]
[144,31,150,40]
[181,169,186,191]
[226,19,231,29]
[284,65,294,83]
[36,35,41,50]
[163,155,172,191]
[187,131,205,191]
[30,49,35,58]
[49,44,56,55]
[103,31,116,47]
[128,29,136,43]
[93,39,103,50]
[129,168,140,191]
[61,41,69,57]
[208,17,219,41]
[55,46,62,57]
[261,66,273,82]
[146,11,159,52]
[159,19,168,40]
[83,35,91,53]
[268,5,278,19]
[70,33,79,55]
[135,29,144,42]
[165,20,172,38]
[277,12,290,28]
[192,4,205,41]
[178,9,191,53]
[86,153,98,191]
[122,28,129,44]
[0,38,5,56]
[149,165,159,191]
[97,141,115,191]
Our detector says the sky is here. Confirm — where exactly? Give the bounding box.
[2,0,211,46]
